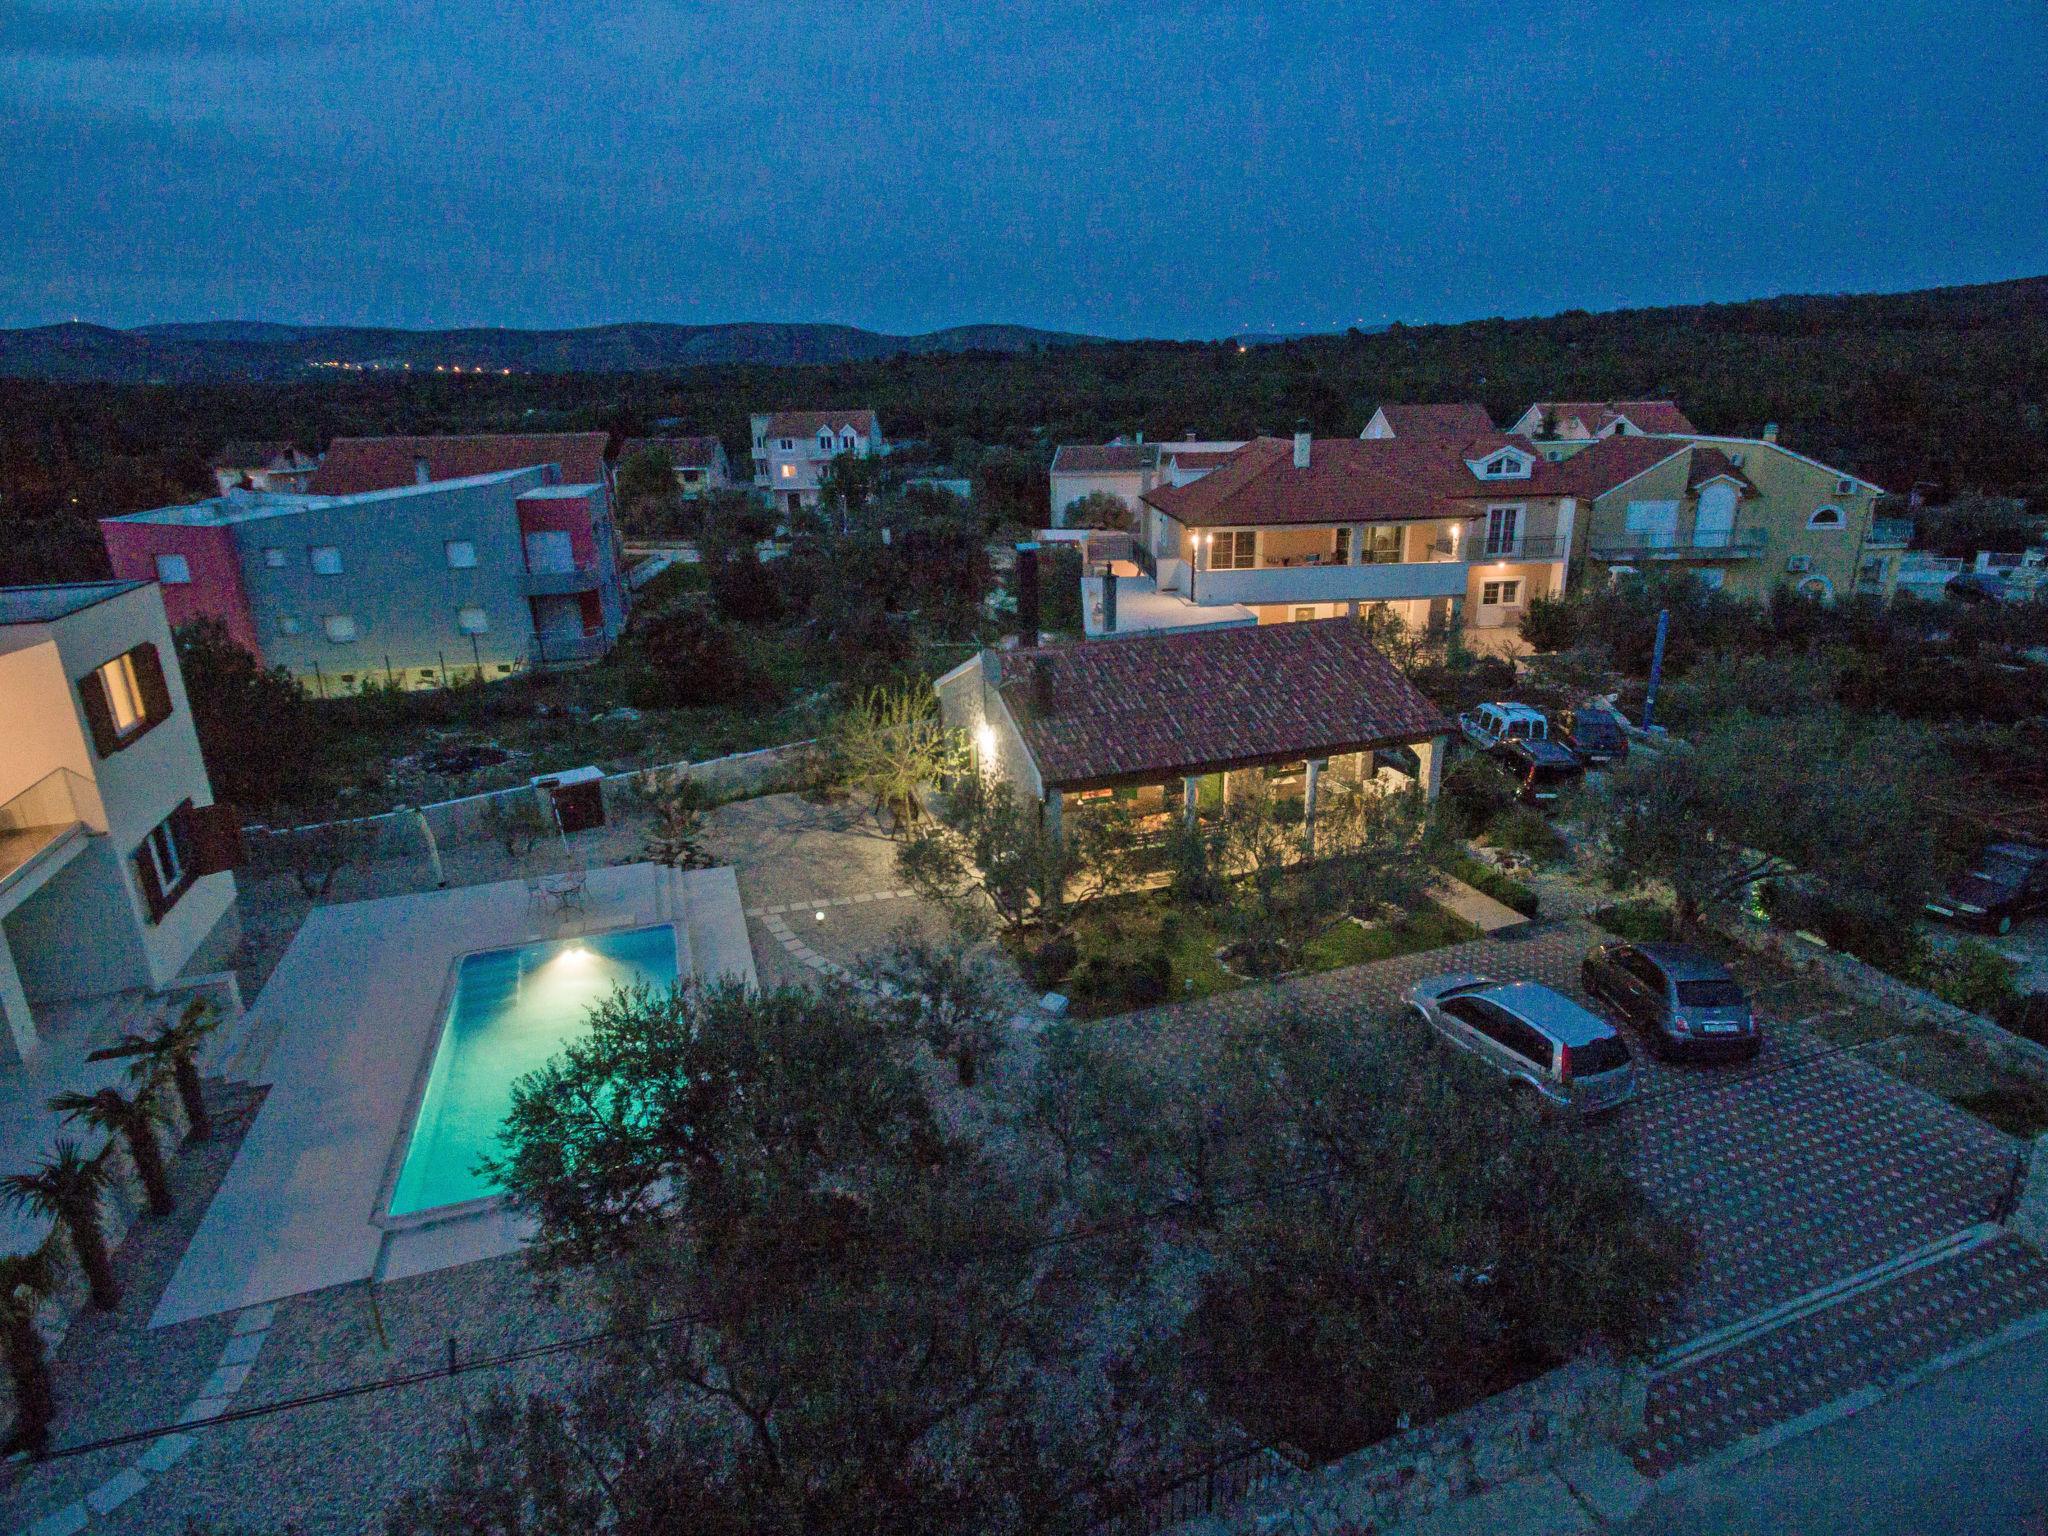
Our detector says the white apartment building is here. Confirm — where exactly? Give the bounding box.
[749,410,884,515]
[0,581,240,1065]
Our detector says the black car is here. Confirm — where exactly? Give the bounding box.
[1581,942,1762,1062]
[1926,843,2048,935]
[1558,705,1629,766]
[1498,737,1585,807]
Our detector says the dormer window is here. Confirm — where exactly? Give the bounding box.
[1474,449,1532,480]
[819,432,833,451]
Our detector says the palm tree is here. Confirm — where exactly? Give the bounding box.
[50,1084,174,1217]
[88,998,220,1142]
[0,1251,57,1456]
[1,1143,120,1311]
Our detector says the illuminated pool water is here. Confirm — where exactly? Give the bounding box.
[387,924,678,1217]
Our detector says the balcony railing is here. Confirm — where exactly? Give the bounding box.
[1465,534,1572,562]
[1588,527,1769,561]
[0,767,95,900]
[1866,518,1913,549]
[1195,558,1468,607]
[523,565,603,597]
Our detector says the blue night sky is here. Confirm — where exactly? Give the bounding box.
[2,0,2044,337]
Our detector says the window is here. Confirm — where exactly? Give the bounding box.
[1484,505,1521,556]
[263,546,287,568]
[457,605,490,634]
[130,800,234,922]
[1293,607,1316,622]
[322,615,358,643]
[1728,452,1744,467]
[1332,527,1351,563]
[79,644,171,755]
[1480,580,1521,606]
[139,814,187,908]
[1209,530,1256,570]
[779,464,795,479]
[1479,450,1530,479]
[445,539,477,569]
[154,553,191,585]
[1808,506,1845,529]
[1836,478,1854,494]
[309,545,342,575]
[779,438,794,450]
[1360,524,1405,564]
[819,433,833,451]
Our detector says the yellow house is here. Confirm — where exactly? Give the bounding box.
[1570,432,1891,602]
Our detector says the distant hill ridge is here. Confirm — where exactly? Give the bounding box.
[0,318,1103,382]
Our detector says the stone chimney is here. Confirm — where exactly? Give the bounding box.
[1101,569,1118,636]
[1762,423,1779,444]
[1014,541,1040,649]
[1294,429,1312,469]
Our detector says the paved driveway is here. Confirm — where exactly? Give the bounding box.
[1090,919,2020,1343]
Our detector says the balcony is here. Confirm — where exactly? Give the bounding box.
[1195,557,1468,607]
[1463,534,1572,563]
[1588,528,1770,562]
[1866,518,1913,549]
[0,769,95,906]
[530,631,611,666]
[523,564,603,597]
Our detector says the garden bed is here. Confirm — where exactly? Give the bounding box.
[1018,889,1479,1019]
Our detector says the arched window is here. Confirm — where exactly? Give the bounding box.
[1796,575,1835,602]
[1807,506,1846,529]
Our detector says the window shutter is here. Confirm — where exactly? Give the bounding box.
[78,669,120,757]
[132,840,168,922]
[184,803,245,877]
[131,643,173,725]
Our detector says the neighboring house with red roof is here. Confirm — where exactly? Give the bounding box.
[1505,400,1699,443]
[619,435,733,499]
[1107,428,1645,640]
[309,432,613,496]
[934,616,1453,838]
[1359,402,1498,442]
[1048,434,1246,526]
[209,441,318,496]
[748,410,883,514]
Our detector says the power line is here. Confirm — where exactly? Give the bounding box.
[28,1022,1928,1465]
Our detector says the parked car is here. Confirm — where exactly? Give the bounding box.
[1581,942,1761,1061]
[1558,704,1629,766]
[1402,973,1637,1115]
[1457,701,1551,752]
[1926,842,2048,935]
[1498,737,1586,806]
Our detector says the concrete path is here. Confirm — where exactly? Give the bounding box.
[1431,873,1531,932]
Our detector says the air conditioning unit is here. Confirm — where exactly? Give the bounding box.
[1785,555,1813,574]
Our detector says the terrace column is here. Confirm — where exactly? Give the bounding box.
[1183,776,1200,827]
[1303,758,1325,856]
[1415,734,1447,803]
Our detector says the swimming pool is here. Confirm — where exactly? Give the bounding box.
[387,924,679,1218]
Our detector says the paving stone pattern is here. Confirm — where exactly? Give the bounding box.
[1630,1233,2048,1476]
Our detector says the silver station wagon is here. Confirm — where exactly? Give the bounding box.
[1403,973,1638,1116]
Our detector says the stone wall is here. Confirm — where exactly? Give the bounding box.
[1182,1354,1644,1535]
[1717,914,2048,1084]
[241,739,820,863]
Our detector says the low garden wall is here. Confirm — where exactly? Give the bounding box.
[242,739,820,862]
[1717,914,2048,1085]
[1180,1353,1644,1535]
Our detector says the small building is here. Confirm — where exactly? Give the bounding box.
[209,441,318,496]
[0,581,240,1065]
[618,435,734,499]
[934,618,1451,839]
[309,432,614,498]
[102,463,629,691]
[749,410,884,516]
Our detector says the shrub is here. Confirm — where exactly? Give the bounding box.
[1760,882,1927,975]
[1592,901,1675,943]
[1440,753,1517,839]
[1447,854,1540,918]
[1488,805,1568,865]
[1028,933,1078,988]
[1067,950,1172,1011]
[1911,940,2022,1017]
[1517,594,1577,652]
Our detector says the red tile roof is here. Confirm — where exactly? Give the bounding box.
[1052,443,1157,474]
[620,435,726,468]
[1686,446,1756,495]
[760,409,880,440]
[1370,402,1496,439]
[1159,448,1238,469]
[1548,434,1692,497]
[993,618,1450,789]
[1530,400,1698,436]
[310,433,611,495]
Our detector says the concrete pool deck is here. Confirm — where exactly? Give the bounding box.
[151,862,755,1328]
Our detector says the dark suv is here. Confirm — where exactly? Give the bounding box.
[1581,942,1761,1062]
[1498,737,1585,807]
[1926,843,2048,935]
[1558,705,1629,766]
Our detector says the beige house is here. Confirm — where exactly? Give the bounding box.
[1569,433,1891,602]
[0,581,240,1065]
[1102,430,1611,642]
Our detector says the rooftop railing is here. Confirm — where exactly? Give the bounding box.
[0,767,95,898]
